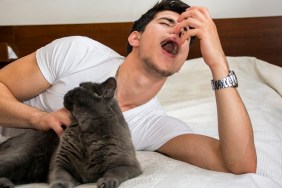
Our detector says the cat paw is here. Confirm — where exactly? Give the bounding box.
[97,178,119,188]
[49,180,74,188]
[0,178,14,188]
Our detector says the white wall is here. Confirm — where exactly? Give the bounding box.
[0,0,282,26]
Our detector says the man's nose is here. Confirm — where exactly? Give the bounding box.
[179,28,188,40]
[172,25,188,38]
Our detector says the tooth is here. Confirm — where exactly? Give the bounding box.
[173,46,177,55]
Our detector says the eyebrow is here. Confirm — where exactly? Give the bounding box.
[157,17,177,25]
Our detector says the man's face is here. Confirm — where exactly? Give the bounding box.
[137,10,191,77]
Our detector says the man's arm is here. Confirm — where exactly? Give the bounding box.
[158,7,257,174]
[0,52,72,136]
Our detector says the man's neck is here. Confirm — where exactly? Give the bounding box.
[116,55,167,112]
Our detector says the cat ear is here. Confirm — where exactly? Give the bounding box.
[101,77,117,99]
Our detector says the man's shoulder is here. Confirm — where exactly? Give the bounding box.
[43,35,121,60]
[53,36,103,47]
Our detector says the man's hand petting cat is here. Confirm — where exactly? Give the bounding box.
[31,108,73,136]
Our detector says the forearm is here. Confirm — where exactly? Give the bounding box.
[175,6,256,173]
[0,82,44,129]
[212,63,257,174]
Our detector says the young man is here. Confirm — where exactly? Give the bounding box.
[0,0,256,174]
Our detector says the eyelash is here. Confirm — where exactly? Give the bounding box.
[160,22,171,27]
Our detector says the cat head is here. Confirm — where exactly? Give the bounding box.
[63,77,117,112]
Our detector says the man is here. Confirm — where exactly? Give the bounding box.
[0,0,256,174]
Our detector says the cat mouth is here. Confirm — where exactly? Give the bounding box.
[161,39,180,56]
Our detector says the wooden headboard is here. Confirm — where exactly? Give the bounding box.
[0,16,281,67]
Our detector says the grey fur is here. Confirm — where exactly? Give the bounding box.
[0,77,141,188]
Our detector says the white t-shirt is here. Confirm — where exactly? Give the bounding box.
[23,36,193,151]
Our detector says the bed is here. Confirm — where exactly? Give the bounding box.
[0,16,282,188]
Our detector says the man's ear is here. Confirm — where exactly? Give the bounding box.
[128,31,141,48]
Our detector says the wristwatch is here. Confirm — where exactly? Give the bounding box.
[211,70,238,90]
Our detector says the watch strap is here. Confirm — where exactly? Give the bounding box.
[211,70,238,90]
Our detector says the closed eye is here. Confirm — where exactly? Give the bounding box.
[158,17,176,28]
[160,22,171,27]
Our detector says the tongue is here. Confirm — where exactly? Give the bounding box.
[162,42,177,55]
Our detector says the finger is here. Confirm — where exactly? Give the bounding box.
[173,18,201,36]
[178,6,207,23]
[177,9,191,22]
[58,108,73,127]
[186,6,211,19]
[52,123,65,137]
[173,19,190,35]
[180,29,198,45]
[173,18,202,33]
[59,107,71,115]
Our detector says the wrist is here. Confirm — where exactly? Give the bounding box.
[208,58,230,80]
[211,70,238,90]
[29,109,46,130]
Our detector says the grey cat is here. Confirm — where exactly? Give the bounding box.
[0,77,142,188]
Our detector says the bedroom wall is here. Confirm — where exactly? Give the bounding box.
[0,0,282,26]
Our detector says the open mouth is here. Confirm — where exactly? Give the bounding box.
[161,40,179,56]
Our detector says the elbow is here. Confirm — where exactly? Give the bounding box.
[228,157,257,175]
[246,159,257,174]
[231,163,257,175]
[224,143,257,175]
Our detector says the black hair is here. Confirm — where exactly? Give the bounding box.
[127,0,196,54]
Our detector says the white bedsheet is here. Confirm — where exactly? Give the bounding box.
[16,57,282,188]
